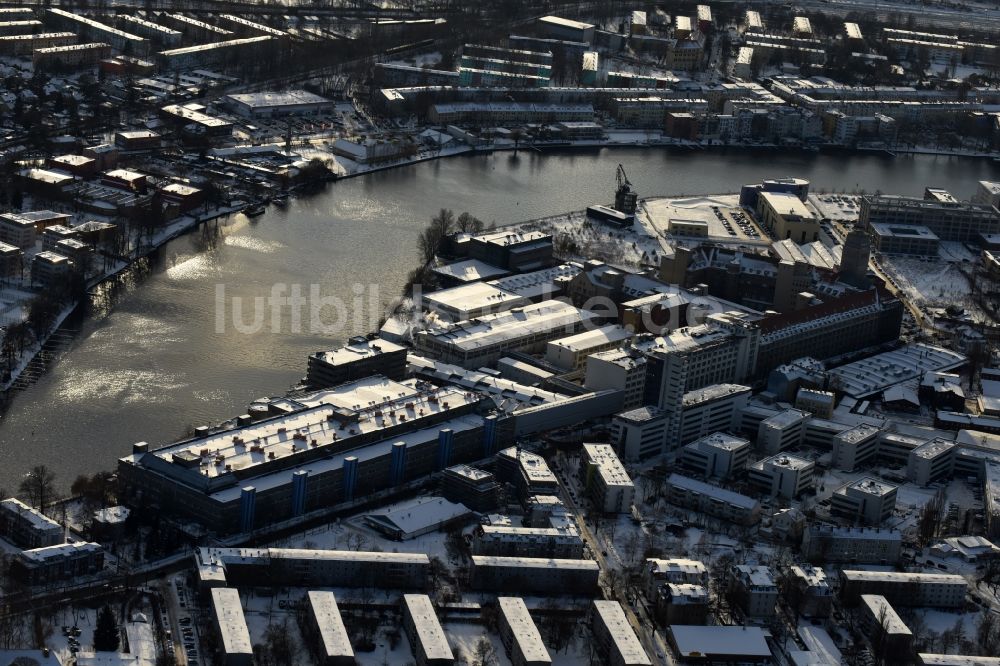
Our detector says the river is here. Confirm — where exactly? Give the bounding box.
[0,147,997,492]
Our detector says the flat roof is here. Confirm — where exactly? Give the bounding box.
[759,190,815,219]
[919,655,1000,665]
[539,15,594,30]
[19,541,101,563]
[592,601,650,665]
[548,325,632,353]
[689,432,749,452]
[498,597,552,664]
[226,90,331,109]
[312,337,405,367]
[472,555,600,570]
[871,222,939,239]
[670,625,771,658]
[306,591,353,659]
[829,343,966,398]
[667,473,759,510]
[582,443,633,487]
[424,281,527,316]
[861,595,910,635]
[159,35,272,57]
[844,476,897,497]
[210,588,253,657]
[403,595,454,662]
[0,498,61,531]
[758,453,813,471]
[498,447,557,484]
[419,300,597,353]
[616,406,666,424]
[842,570,966,584]
[734,564,776,587]
[432,258,509,282]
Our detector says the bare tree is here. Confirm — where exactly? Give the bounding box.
[472,637,498,666]
[18,465,57,510]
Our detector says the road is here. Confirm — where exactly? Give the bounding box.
[553,458,675,666]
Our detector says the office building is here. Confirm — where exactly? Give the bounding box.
[678,384,752,446]
[832,478,898,525]
[663,473,760,525]
[731,565,778,618]
[973,181,1000,209]
[0,498,62,549]
[304,591,354,666]
[586,347,648,411]
[870,223,940,257]
[590,601,651,666]
[306,337,407,388]
[211,588,253,666]
[1,213,39,249]
[679,432,750,479]
[415,300,598,369]
[402,595,454,666]
[545,325,633,371]
[907,439,956,486]
[795,389,835,418]
[441,465,500,512]
[757,190,820,244]
[748,454,815,499]
[31,251,72,286]
[580,444,634,513]
[802,525,903,564]
[757,409,808,454]
[840,570,966,608]
[861,194,1000,242]
[469,556,600,594]
[832,423,883,470]
[611,406,668,462]
[497,597,552,666]
[496,447,559,500]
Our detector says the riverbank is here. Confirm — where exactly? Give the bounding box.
[0,202,246,395]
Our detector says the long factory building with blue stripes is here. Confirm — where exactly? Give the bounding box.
[118,375,512,534]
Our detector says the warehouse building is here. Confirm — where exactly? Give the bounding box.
[224,90,334,118]
[498,597,552,666]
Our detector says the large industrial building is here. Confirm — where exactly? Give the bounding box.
[118,376,512,533]
[223,90,334,118]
